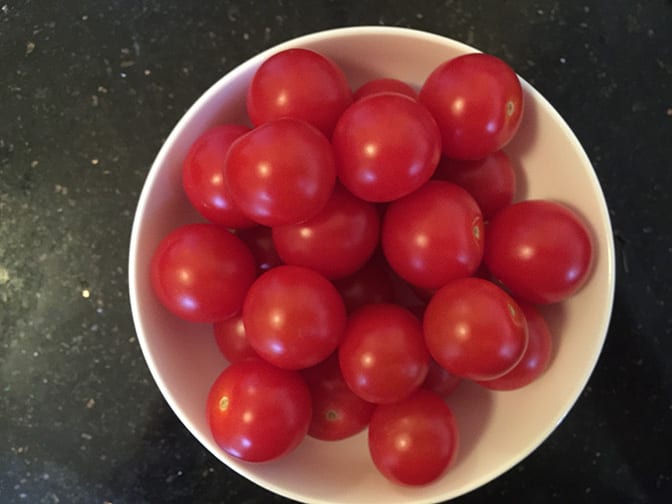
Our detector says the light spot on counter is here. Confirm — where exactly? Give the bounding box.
[0,266,9,284]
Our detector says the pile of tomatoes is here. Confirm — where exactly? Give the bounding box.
[150,48,593,486]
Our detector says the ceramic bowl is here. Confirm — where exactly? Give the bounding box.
[129,26,615,503]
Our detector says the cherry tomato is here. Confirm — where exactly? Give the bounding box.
[484,200,593,304]
[182,124,254,228]
[272,185,380,279]
[422,359,462,397]
[225,118,336,226]
[332,93,441,202]
[150,223,256,323]
[433,150,516,219]
[478,301,552,390]
[213,314,258,363]
[368,389,459,486]
[382,181,484,290]
[380,265,431,310]
[236,226,282,274]
[246,48,352,137]
[410,284,436,304]
[332,254,395,312]
[243,265,346,370]
[207,359,311,462]
[339,304,429,404]
[353,78,417,101]
[419,53,523,160]
[424,277,528,381]
[404,303,427,320]
[473,260,494,280]
[301,352,376,441]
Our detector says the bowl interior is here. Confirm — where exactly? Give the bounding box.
[129,27,615,504]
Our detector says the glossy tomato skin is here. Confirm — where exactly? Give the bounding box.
[225,118,336,227]
[332,93,441,202]
[150,224,256,323]
[368,389,459,486]
[484,200,593,304]
[301,352,376,441]
[182,124,254,228]
[424,277,529,381]
[353,78,418,101]
[478,301,552,390]
[332,254,396,312]
[236,226,283,274]
[213,314,258,363]
[339,303,429,404]
[419,53,523,160]
[243,265,347,370]
[433,150,516,219]
[207,359,311,462]
[246,48,352,137]
[382,181,484,290]
[272,185,380,279]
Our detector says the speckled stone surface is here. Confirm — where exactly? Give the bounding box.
[1,1,671,503]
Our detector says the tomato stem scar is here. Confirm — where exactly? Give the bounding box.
[506,100,515,116]
[326,409,340,422]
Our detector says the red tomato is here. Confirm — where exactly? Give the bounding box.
[478,301,552,390]
[213,314,258,363]
[405,303,427,320]
[243,265,347,370]
[382,261,433,310]
[382,181,484,290]
[419,53,523,160]
[433,150,516,219]
[272,185,380,279]
[368,389,459,486]
[236,226,282,274]
[207,359,311,462]
[473,260,494,281]
[182,124,254,228]
[225,118,336,226]
[339,304,429,404]
[484,200,593,304]
[422,359,462,397]
[301,352,376,441]
[246,48,352,137]
[332,93,441,202]
[332,255,395,312]
[150,224,256,323]
[424,277,528,381]
[353,78,417,101]
[410,285,436,303]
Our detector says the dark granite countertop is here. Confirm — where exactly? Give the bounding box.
[2,1,671,502]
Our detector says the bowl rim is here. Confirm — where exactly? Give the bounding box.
[128,25,616,504]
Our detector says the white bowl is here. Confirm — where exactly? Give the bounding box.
[129,26,615,504]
